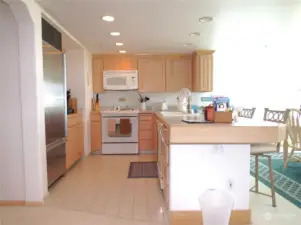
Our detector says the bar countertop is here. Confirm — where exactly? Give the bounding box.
[155,113,287,144]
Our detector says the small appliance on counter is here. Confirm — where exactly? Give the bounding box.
[160,101,168,111]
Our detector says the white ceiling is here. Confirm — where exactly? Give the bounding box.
[38,0,300,54]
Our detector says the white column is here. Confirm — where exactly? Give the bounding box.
[66,49,93,155]
[6,0,48,202]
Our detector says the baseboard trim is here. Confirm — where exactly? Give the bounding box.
[169,209,251,225]
[25,201,43,206]
[139,150,156,155]
[0,201,43,206]
[0,200,25,206]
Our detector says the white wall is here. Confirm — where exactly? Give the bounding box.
[7,0,48,202]
[0,0,93,202]
[0,1,25,201]
[66,49,93,155]
[83,50,93,155]
[211,5,301,113]
[66,50,86,110]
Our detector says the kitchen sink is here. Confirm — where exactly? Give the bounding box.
[159,111,185,116]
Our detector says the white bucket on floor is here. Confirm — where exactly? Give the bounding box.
[198,189,234,225]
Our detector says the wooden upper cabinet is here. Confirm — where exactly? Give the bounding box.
[166,56,192,92]
[192,50,214,92]
[138,57,165,92]
[103,55,137,70]
[92,57,104,93]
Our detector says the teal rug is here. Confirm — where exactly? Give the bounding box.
[250,153,301,208]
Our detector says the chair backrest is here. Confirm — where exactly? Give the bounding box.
[286,109,301,149]
[263,108,290,124]
[238,107,256,119]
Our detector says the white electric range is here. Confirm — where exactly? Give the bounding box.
[101,109,139,154]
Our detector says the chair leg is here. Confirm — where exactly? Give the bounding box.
[267,155,276,207]
[255,155,259,192]
[284,148,295,168]
[276,142,281,152]
[283,139,289,168]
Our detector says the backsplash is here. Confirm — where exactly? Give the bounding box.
[95,91,212,109]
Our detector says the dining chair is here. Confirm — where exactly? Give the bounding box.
[283,109,301,168]
[238,107,256,119]
[250,108,289,207]
[263,108,290,152]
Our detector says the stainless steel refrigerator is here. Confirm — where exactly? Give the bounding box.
[43,41,67,187]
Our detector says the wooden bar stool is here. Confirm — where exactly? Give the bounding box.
[250,108,289,207]
[284,109,301,168]
[238,107,256,119]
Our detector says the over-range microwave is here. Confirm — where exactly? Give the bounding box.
[103,70,138,90]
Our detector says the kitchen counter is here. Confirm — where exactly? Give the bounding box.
[156,112,286,144]
[156,112,287,225]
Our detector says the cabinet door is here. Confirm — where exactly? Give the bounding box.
[91,121,102,152]
[77,124,84,159]
[66,127,76,169]
[103,55,137,70]
[192,52,214,92]
[92,58,104,93]
[138,58,165,92]
[166,58,192,92]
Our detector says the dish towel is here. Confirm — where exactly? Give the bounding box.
[120,118,131,135]
[107,119,116,133]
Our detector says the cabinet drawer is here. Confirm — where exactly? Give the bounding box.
[139,140,153,150]
[90,113,101,122]
[139,130,153,139]
[139,114,153,121]
[68,114,82,127]
[139,121,153,130]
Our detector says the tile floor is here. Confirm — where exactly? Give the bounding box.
[0,154,301,225]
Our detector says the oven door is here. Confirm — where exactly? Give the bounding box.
[102,116,138,143]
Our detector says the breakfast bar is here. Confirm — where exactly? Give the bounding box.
[155,113,286,225]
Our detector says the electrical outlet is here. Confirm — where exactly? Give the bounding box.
[213,145,224,154]
[118,97,126,102]
[227,179,234,190]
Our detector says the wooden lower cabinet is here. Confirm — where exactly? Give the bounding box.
[139,113,156,152]
[162,138,169,208]
[90,112,102,152]
[91,121,102,152]
[66,114,84,169]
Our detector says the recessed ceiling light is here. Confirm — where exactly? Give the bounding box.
[102,16,114,22]
[199,16,213,23]
[183,43,193,47]
[189,32,200,36]
[119,50,126,54]
[110,32,120,36]
[116,42,124,46]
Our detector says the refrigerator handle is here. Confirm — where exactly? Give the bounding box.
[46,138,66,152]
[62,53,68,138]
